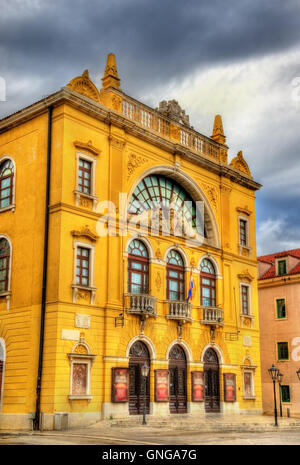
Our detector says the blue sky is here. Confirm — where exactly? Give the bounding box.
[1,0,300,255]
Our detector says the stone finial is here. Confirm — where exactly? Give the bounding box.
[211,114,226,144]
[102,53,121,89]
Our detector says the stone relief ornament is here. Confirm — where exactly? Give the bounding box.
[229,151,252,178]
[157,100,190,127]
[67,69,100,103]
[127,153,147,179]
[202,183,218,209]
[155,272,162,292]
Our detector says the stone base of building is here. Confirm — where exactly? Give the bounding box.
[0,414,33,430]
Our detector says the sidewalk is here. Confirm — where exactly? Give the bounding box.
[1,413,300,436]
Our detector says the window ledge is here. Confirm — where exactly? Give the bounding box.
[68,395,93,402]
[0,291,11,297]
[243,396,256,400]
[0,204,15,213]
[240,313,254,319]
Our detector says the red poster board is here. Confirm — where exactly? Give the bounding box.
[191,371,204,401]
[112,368,129,402]
[223,373,236,402]
[155,370,169,402]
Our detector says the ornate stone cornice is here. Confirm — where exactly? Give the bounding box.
[0,87,262,192]
[237,269,255,282]
[71,225,98,242]
[73,140,101,156]
[236,206,252,216]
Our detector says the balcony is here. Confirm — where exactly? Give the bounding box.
[166,301,192,322]
[125,293,157,317]
[200,306,224,327]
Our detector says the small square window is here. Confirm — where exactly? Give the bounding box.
[281,385,290,402]
[276,299,286,319]
[278,260,287,276]
[277,342,289,360]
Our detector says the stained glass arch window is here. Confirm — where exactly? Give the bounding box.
[200,258,215,275]
[128,239,149,258]
[128,174,204,234]
[0,159,14,209]
[0,237,10,292]
[166,249,184,267]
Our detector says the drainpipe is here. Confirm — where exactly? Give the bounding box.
[33,105,53,430]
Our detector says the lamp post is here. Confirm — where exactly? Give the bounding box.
[268,364,279,427]
[141,362,149,425]
[277,371,283,417]
[296,368,300,381]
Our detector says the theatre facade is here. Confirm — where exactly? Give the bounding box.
[0,54,262,430]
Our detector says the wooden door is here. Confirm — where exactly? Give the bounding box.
[129,341,150,415]
[169,345,187,414]
[204,348,220,412]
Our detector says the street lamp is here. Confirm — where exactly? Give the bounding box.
[296,368,300,381]
[268,364,279,426]
[277,371,283,417]
[141,363,149,425]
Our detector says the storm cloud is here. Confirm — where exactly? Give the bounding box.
[1,0,300,254]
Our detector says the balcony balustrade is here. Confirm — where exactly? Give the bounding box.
[126,293,157,317]
[166,301,192,322]
[121,96,220,162]
[200,306,224,326]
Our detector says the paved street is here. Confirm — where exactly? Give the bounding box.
[1,429,300,445]
[1,414,300,445]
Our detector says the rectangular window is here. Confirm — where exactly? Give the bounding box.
[76,247,90,287]
[281,385,290,403]
[277,342,289,360]
[78,159,92,195]
[278,260,287,276]
[241,285,249,315]
[276,299,286,319]
[239,219,248,246]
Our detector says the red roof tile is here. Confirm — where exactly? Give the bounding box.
[258,248,300,280]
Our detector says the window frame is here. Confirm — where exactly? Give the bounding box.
[74,152,98,210]
[0,156,16,213]
[166,251,185,302]
[280,385,291,403]
[72,240,96,304]
[240,282,251,316]
[243,370,255,399]
[200,259,216,307]
[276,298,286,319]
[238,215,250,248]
[277,259,287,276]
[277,341,289,361]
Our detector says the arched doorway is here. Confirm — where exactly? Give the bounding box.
[169,344,187,414]
[129,341,150,415]
[204,348,220,412]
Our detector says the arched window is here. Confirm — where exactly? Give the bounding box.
[0,159,14,209]
[128,239,149,294]
[0,238,10,292]
[128,174,205,236]
[200,258,216,307]
[166,250,185,301]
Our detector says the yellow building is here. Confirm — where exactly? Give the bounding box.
[0,53,262,430]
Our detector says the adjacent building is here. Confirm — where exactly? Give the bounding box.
[0,53,262,430]
[258,249,300,416]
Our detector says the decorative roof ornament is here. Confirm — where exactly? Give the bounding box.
[229,150,252,178]
[157,100,190,127]
[211,114,226,144]
[67,69,100,103]
[101,53,121,89]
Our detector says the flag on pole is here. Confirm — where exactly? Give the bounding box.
[186,269,193,303]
